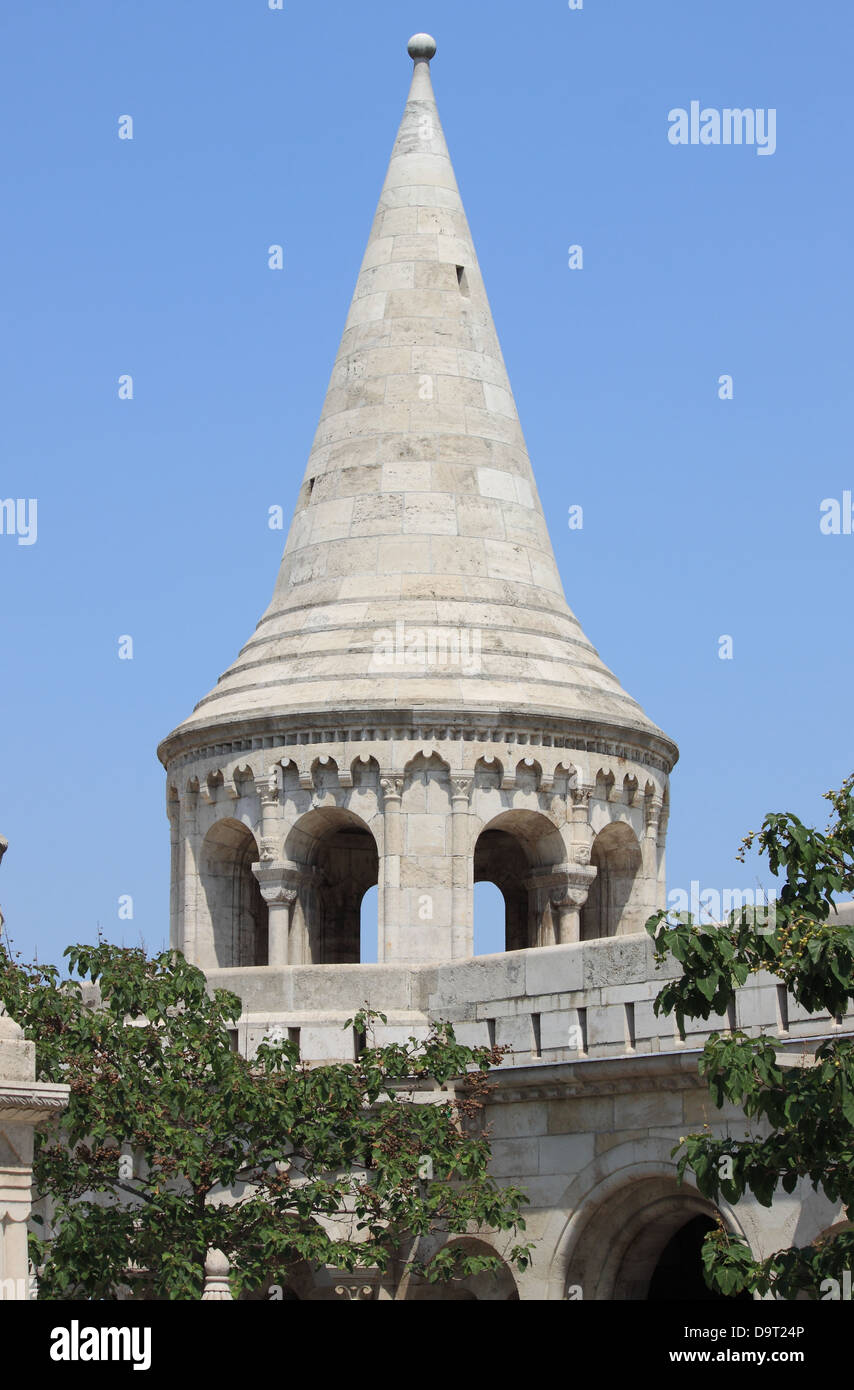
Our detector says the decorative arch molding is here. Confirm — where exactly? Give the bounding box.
[349,755,381,791]
[542,1141,750,1301]
[167,748,669,824]
[402,749,452,780]
[227,766,254,805]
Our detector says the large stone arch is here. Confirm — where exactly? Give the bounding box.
[473,809,568,951]
[543,1141,750,1301]
[200,818,268,968]
[284,808,379,964]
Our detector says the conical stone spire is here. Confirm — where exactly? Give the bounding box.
[160,36,676,769]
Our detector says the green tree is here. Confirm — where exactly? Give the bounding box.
[646,774,854,1299]
[0,940,530,1300]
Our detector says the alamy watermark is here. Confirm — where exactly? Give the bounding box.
[667,881,777,932]
[50,1320,151,1371]
[820,1270,853,1300]
[820,492,853,535]
[0,498,37,546]
[371,621,482,675]
[668,104,776,156]
[0,1275,36,1300]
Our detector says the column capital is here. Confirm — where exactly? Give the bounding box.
[259,883,298,909]
[380,776,404,803]
[252,860,313,892]
[644,792,664,834]
[450,775,473,803]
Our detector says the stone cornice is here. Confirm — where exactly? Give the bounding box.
[158,706,678,777]
[0,1080,70,1125]
[477,1034,843,1104]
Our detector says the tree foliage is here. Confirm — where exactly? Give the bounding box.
[646,774,854,1299]
[0,941,530,1300]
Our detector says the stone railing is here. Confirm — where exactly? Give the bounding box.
[211,903,854,1067]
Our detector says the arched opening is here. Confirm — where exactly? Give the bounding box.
[408,1239,519,1301]
[473,881,506,956]
[474,811,566,952]
[285,809,379,964]
[581,821,643,939]
[201,819,268,968]
[564,1173,751,1301]
[360,884,379,964]
[647,1215,751,1301]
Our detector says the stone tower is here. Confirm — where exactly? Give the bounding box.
[157,33,677,984]
[155,37,854,1303]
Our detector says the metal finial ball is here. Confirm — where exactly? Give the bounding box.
[407,34,437,61]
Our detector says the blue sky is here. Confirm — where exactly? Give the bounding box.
[1,0,851,965]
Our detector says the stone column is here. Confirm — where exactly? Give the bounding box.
[643,790,667,910]
[656,796,670,905]
[379,778,404,963]
[552,868,598,944]
[167,794,181,952]
[261,884,298,968]
[569,782,593,864]
[450,776,473,959]
[642,791,661,872]
[180,784,203,966]
[253,862,307,966]
[258,765,282,864]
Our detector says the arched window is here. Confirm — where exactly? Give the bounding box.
[285,809,379,964]
[473,811,566,952]
[360,884,379,964]
[473,881,506,956]
[581,822,643,939]
[201,820,268,968]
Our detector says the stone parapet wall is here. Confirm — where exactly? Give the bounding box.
[216,909,854,1065]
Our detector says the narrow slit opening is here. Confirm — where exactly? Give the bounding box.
[776,985,789,1034]
[575,1007,588,1056]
